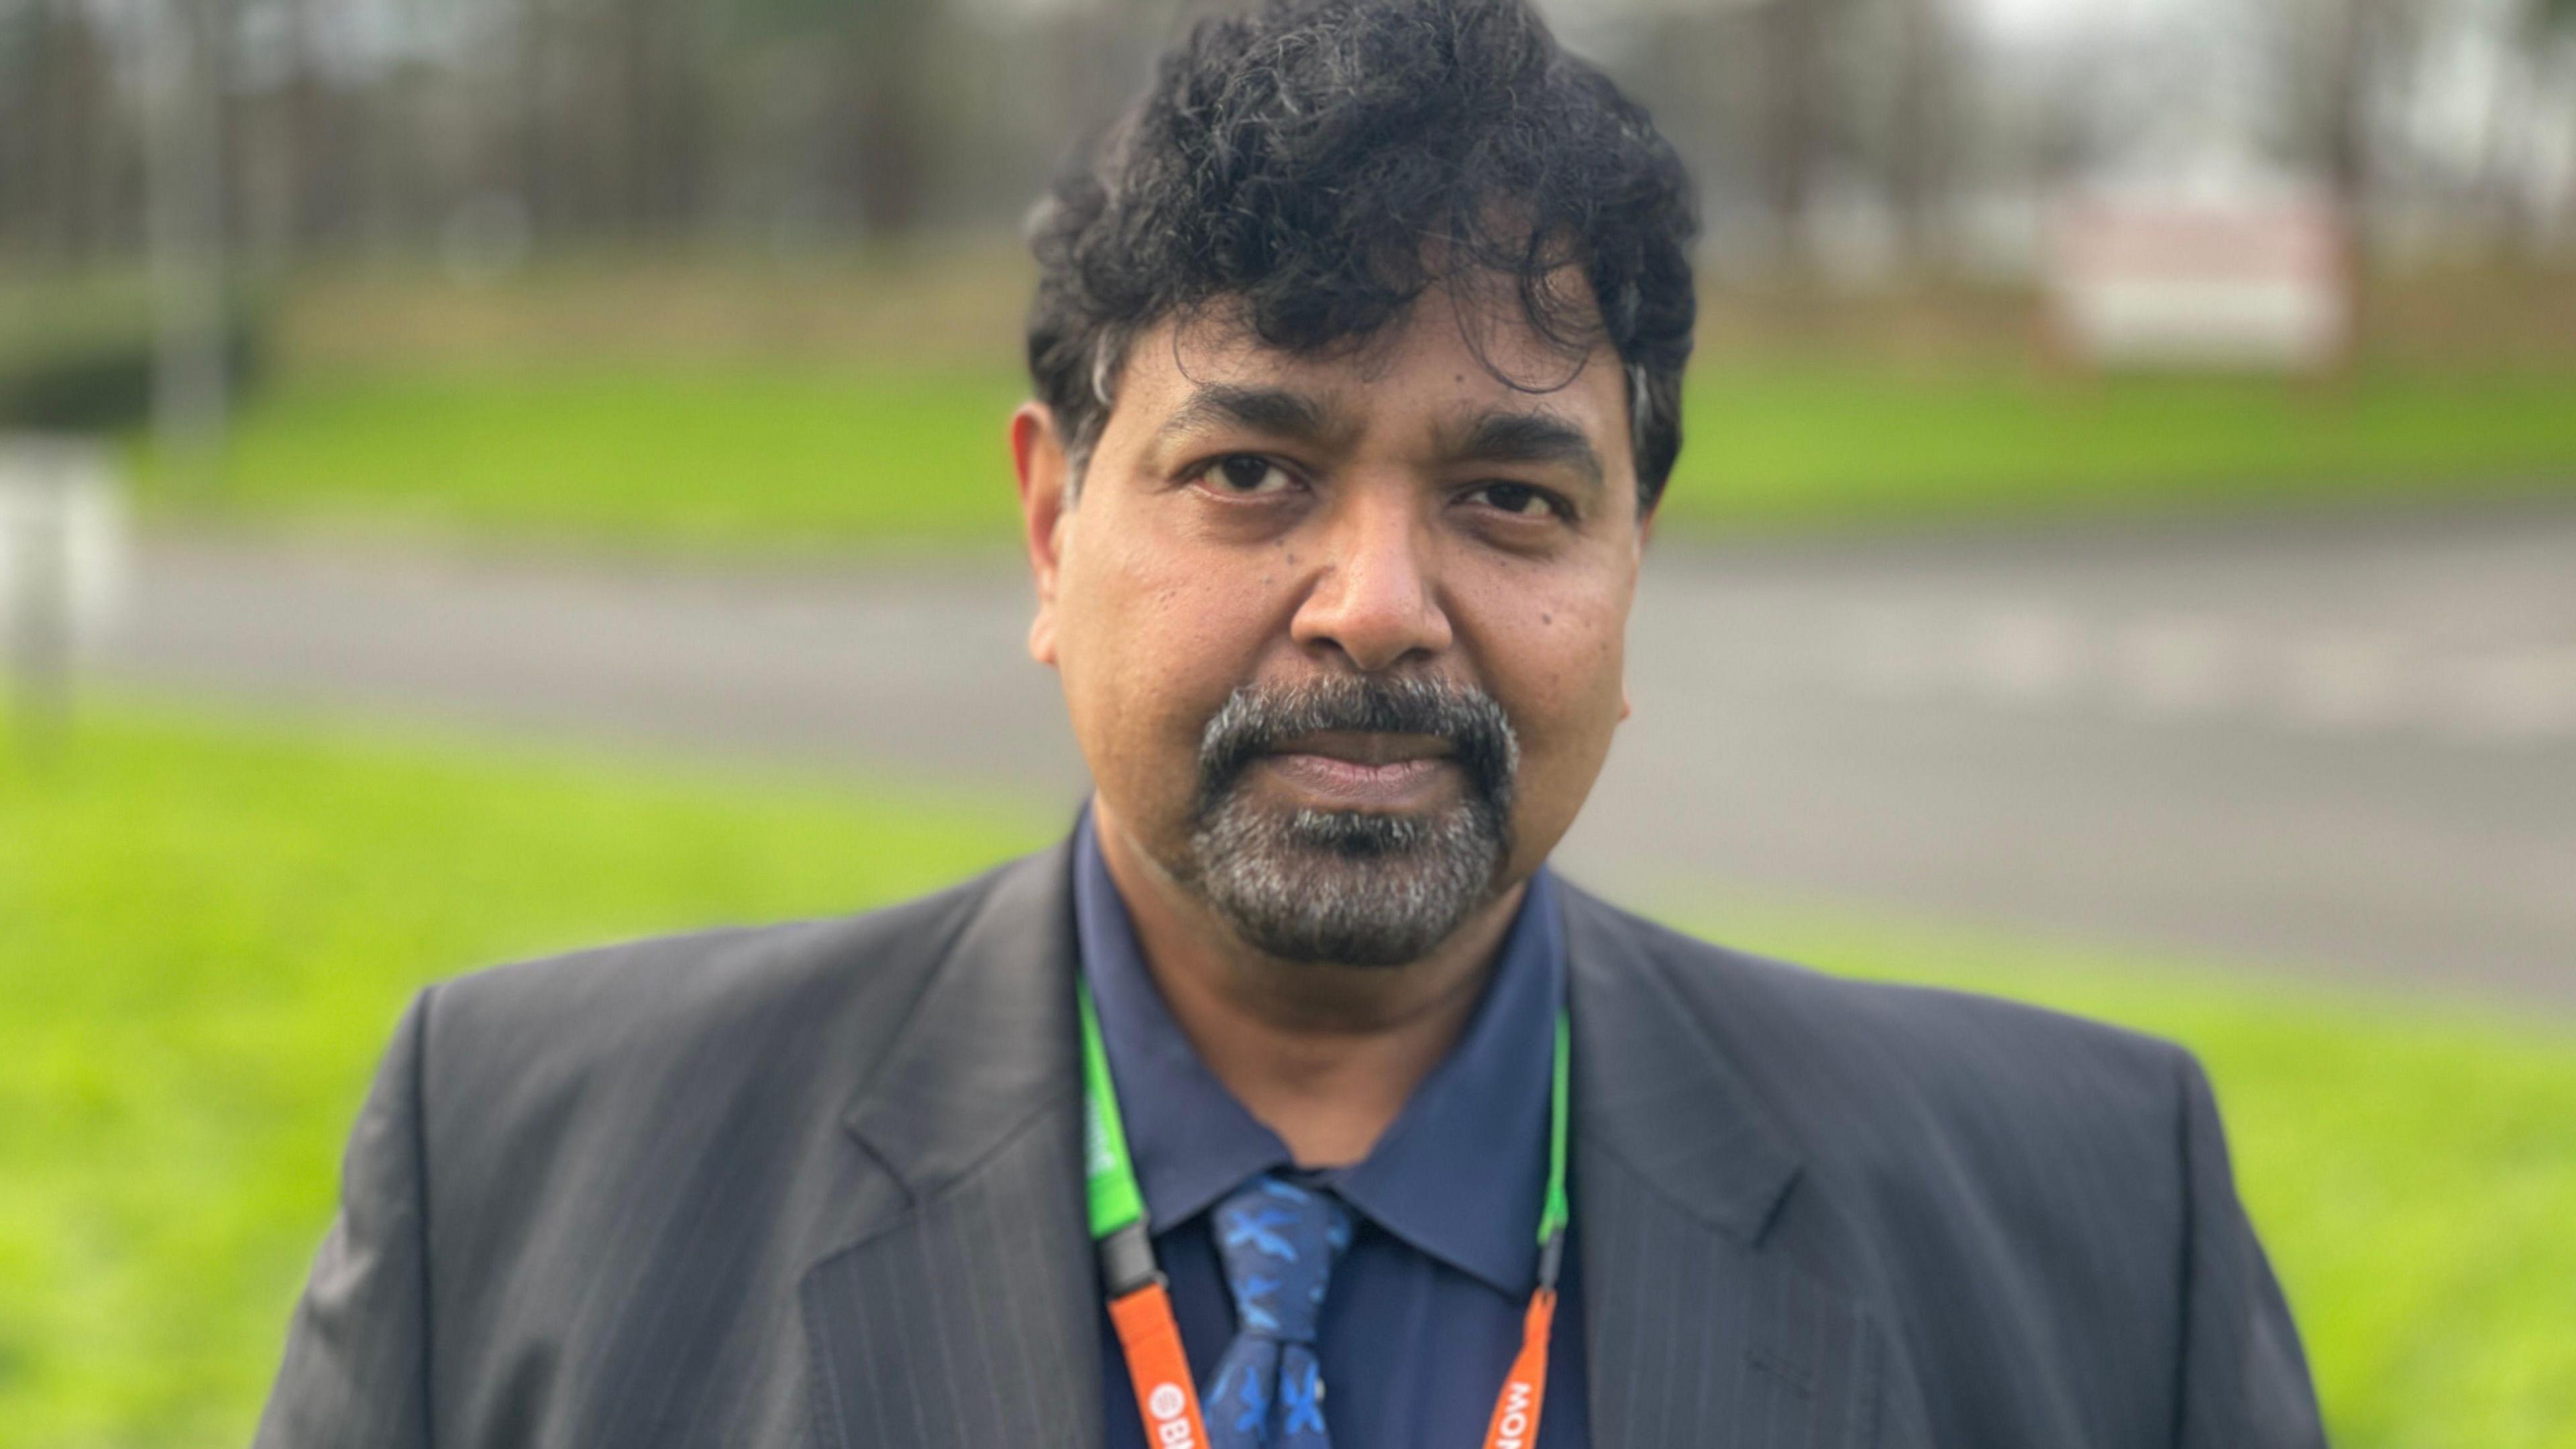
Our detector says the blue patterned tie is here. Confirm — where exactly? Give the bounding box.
[1203,1176,1353,1449]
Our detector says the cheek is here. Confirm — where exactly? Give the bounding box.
[1460,564,1632,757]
[1055,502,1289,790]
[1448,553,1632,871]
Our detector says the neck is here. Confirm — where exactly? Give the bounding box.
[1095,806,1524,1168]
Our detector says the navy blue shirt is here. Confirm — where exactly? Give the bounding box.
[1079,815,1587,1449]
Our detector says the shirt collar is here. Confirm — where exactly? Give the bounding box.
[1073,809,1565,1298]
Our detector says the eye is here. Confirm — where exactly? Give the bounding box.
[1195,453,1297,497]
[1467,482,1566,520]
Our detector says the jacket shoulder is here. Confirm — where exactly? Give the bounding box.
[1572,889,2212,1430]
[1593,894,2191,1122]
[410,854,1030,1144]
[1566,887,2197,1240]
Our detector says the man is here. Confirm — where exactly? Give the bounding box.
[254,0,2327,1445]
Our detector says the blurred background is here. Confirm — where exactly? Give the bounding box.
[2,0,2572,1444]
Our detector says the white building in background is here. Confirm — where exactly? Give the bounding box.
[2047,152,2351,372]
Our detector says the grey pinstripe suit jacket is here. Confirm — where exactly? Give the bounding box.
[254,837,2326,1448]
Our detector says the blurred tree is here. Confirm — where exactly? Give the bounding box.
[517,0,559,235]
[2,1,121,262]
[282,0,345,249]
[2543,0,2576,244]
[2273,0,2422,256]
[1755,0,1841,271]
[2465,0,2569,256]
[144,0,233,485]
[844,0,938,237]
[1,0,2567,278]
[616,0,710,234]
[725,0,938,239]
[1881,0,1959,266]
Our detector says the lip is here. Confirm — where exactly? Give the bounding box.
[1256,747,1457,808]
[1274,730,1453,766]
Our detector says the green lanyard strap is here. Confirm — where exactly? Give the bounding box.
[1080,987,1148,1238]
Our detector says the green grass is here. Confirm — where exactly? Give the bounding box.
[134,360,2576,550]
[0,702,1051,1449]
[144,366,1029,551]
[1664,361,2576,529]
[4,703,2573,1447]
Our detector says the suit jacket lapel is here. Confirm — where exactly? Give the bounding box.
[801,842,1105,1449]
[1563,886,1894,1449]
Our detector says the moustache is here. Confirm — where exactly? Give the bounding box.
[1192,674,1522,819]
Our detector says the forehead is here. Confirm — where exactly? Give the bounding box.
[1104,283,1633,460]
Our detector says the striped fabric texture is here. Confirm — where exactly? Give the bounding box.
[254,838,2325,1449]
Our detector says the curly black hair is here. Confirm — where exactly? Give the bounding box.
[1024,0,1699,513]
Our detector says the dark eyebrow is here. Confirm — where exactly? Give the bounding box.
[1446,408,1606,491]
[1154,383,1342,447]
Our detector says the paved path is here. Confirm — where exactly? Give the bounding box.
[91,506,2576,1008]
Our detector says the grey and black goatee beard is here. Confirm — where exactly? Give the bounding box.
[1177,674,1520,967]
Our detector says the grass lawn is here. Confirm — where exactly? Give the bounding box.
[0,702,1051,1449]
[142,366,1032,553]
[134,358,2576,552]
[4,702,2572,1447]
[1668,360,2576,529]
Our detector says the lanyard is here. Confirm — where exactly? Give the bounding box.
[1081,983,1571,1449]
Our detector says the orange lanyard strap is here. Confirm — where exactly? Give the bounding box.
[1109,1278,1214,1448]
[1082,985,1572,1449]
[1481,1286,1558,1449]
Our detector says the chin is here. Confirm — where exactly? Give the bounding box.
[1184,796,1510,967]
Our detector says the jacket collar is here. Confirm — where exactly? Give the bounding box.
[1556,879,1902,1449]
[839,840,1814,1246]
[1560,879,1805,1245]
[805,840,1105,1449]
[840,837,1085,1210]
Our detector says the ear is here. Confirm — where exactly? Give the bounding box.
[1619,686,1633,722]
[1012,402,1073,667]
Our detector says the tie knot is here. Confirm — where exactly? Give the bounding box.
[1211,1176,1352,1346]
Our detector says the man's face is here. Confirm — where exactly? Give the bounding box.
[1015,280,1646,963]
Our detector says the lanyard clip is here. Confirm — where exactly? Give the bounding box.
[1535,1225,1566,1295]
[1097,1219,1162,1299]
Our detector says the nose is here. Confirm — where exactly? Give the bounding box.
[1288,487,1454,672]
